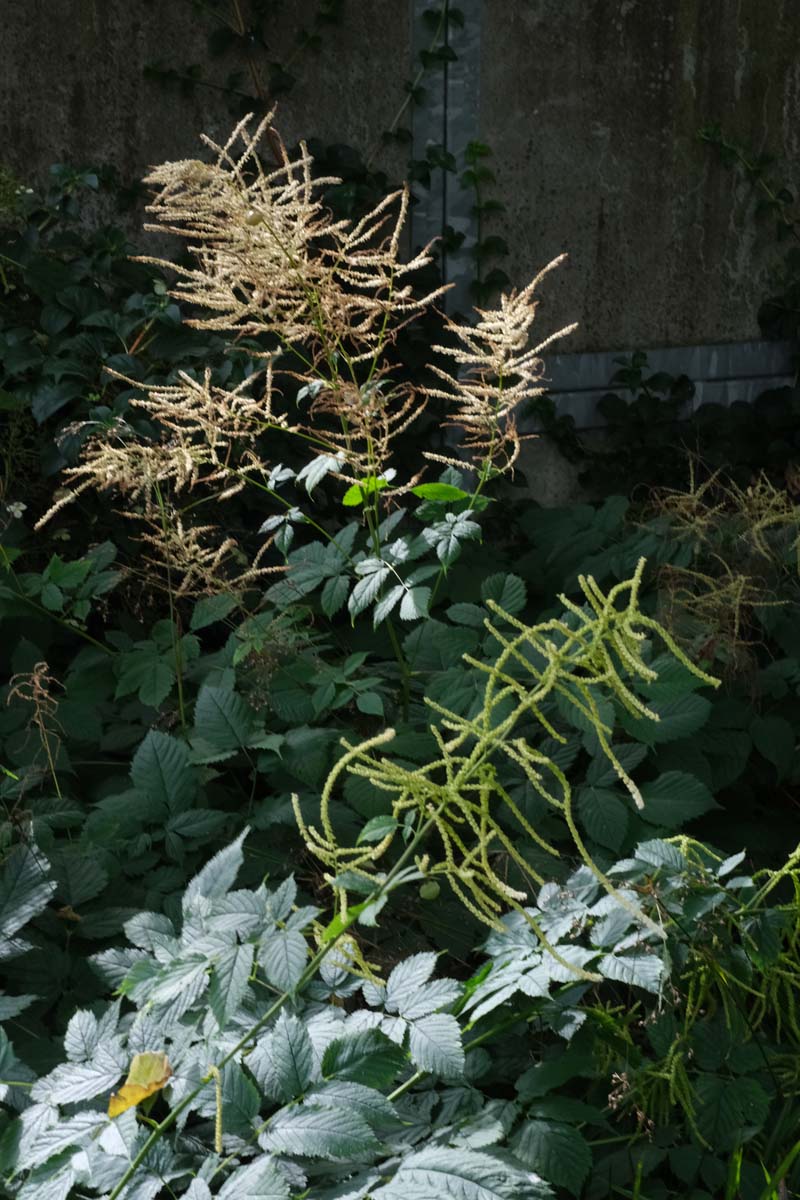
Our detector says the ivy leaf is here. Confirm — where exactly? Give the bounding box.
[512,1119,592,1197]
[407,1012,464,1077]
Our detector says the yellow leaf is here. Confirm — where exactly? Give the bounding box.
[108,1051,172,1119]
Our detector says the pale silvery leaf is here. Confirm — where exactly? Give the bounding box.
[385,952,437,1012]
[64,1010,99,1063]
[267,463,296,489]
[348,565,390,618]
[270,1011,314,1100]
[184,828,249,910]
[218,1155,290,1199]
[373,584,404,626]
[260,928,308,992]
[209,943,254,1027]
[297,453,344,494]
[19,1111,108,1170]
[407,1013,464,1078]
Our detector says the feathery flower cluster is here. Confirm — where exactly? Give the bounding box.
[424,256,578,475]
[35,115,576,595]
[137,113,444,361]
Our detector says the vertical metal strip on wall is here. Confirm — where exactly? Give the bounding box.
[410,0,483,315]
[410,3,794,427]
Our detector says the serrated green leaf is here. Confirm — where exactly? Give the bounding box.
[221,1062,260,1136]
[18,1111,107,1170]
[49,849,108,907]
[64,1009,99,1062]
[411,483,469,502]
[621,693,711,744]
[357,814,398,843]
[373,583,404,625]
[130,730,195,815]
[386,952,437,1009]
[193,685,260,757]
[639,771,717,827]
[321,573,350,617]
[321,1028,407,1088]
[447,602,486,627]
[342,476,392,506]
[750,714,795,779]
[190,593,239,630]
[0,843,55,960]
[480,573,526,614]
[576,787,629,851]
[695,1073,770,1149]
[0,992,37,1019]
[512,1119,591,1197]
[261,1102,379,1159]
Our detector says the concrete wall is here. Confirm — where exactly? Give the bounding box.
[2,0,799,357]
[480,0,800,353]
[0,1,410,212]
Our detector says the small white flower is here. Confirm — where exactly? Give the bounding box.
[6,501,27,519]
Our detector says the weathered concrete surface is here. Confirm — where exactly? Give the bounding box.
[480,0,800,352]
[3,0,800,359]
[0,1,410,210]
